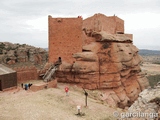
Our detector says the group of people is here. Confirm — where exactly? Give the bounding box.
[21,83,32,90]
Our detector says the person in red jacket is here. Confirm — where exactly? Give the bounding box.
[65,86,69,96]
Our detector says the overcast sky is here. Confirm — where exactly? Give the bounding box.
[0,0,160,50]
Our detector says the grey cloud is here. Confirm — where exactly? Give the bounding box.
[0,0,74,17]
[132,27,160,50]
[1,28,48,48]
[1,0,160,18]
[0,0,160,49]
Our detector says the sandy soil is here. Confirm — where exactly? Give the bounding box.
[141,63,160,76]
[0,83,121,120]
[1,62,159,120]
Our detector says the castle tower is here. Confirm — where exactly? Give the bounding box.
[83,13,124,34]
[48,15,83,63]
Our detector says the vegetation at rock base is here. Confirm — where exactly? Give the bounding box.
[152,61,160,65]
[147,74,160,88]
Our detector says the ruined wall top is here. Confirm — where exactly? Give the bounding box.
[83,13,124,34]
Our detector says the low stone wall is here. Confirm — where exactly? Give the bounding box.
[2,86,17,92]
[13,66,38,83]
[30,80,57,92]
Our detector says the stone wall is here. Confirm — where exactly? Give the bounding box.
[83,13,124,34]
[0,72,17,91]
[115,16,124,33]
[13,66,38,83]
[48,16,83,63]
[30,79,57,92]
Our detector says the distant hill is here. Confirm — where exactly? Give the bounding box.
[44,48,48,51]
[0,42,48,65]
[44,48,160,55]
[44,48,160,56]
[139,49,160,56]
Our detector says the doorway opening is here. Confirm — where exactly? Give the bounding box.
[0,79,2,91]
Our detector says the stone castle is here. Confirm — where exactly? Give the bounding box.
[0,13,149,108]
[48,13,132,63]
[48,13,149,108]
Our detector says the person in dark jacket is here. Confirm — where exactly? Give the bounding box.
[54,57,62,66]
[24,84,28,90]
[21,83,23,88]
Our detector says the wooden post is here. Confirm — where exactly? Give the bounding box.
[85,94,88,106]
[77,105,81,115]
[83,88,88,107]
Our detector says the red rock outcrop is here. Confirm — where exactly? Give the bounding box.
[0,42,48,65]
[49,13,149,108]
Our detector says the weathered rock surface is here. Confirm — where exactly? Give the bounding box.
[24,13,149,109]
[73,52,98,62]
[56,39,149,108]
[90,31,132,42]
[127,82,160,120]
[54,13,149,108]
[0,42,48,65]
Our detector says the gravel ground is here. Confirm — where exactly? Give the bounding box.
[0,83,119,120]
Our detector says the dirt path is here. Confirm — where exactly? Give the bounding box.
[0,83,120,120]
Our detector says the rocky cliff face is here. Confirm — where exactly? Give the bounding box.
[128,82,160,120]
[54,14,149,108]
[0,42,48,65]
[26,13,149,108]
[56,33,149,108]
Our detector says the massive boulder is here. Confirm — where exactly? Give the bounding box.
[55,30,149,108]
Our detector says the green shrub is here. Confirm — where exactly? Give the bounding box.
[0,49,3,54]
[0,43,5,49]
[152,61,160,65]
[101,42,111,49]
[147,74,160,88]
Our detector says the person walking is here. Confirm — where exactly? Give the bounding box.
[21,83,23,88]
[65,86,69,96]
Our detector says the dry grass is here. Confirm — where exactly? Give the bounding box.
[141,63,160,76]
[141,62,160,87]
[0,83,119,120]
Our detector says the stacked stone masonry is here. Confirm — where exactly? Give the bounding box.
[48,16,83,63]
[13,66,38,83]
[83,13,124,34]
